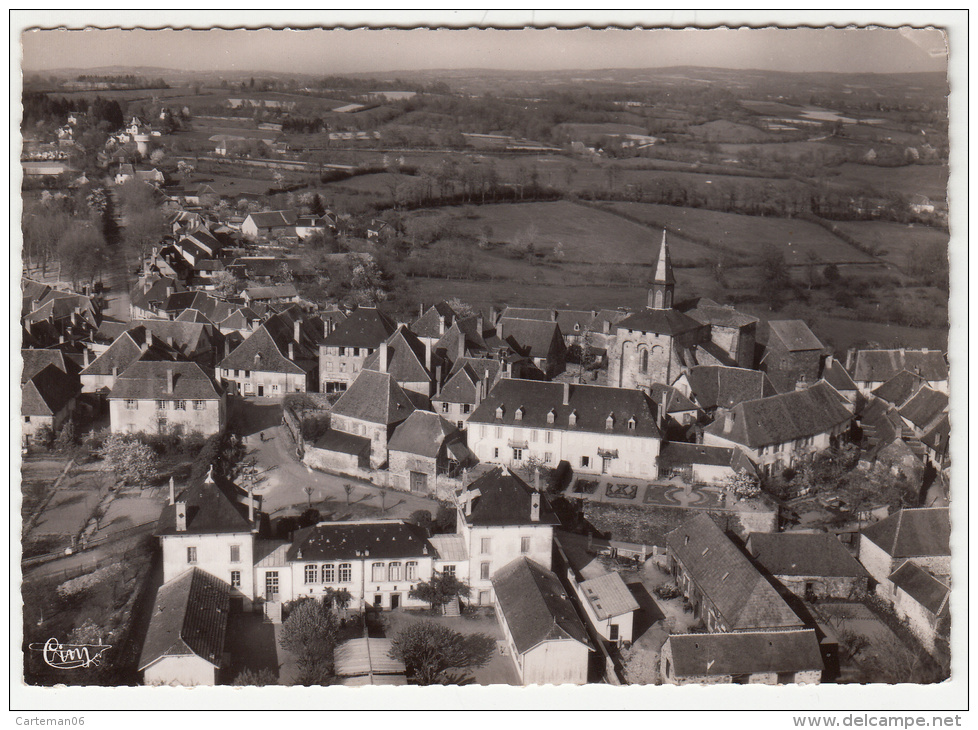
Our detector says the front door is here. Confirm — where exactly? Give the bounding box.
[265,571,279,600]
[602,456,612,474]
[390,593,400,610]
[257,385,264,396]
[410,471,428,493]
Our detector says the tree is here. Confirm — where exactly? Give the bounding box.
[343,483,353,507]
[94,433,160,485]
[212,269,238,297]
[53,418,77,453]
[408,571,471,611]
[279,598,339,685]
[232,668,277,686]
[725,469,761,499]
[758,244,792,308]
[388,621,495,685]
[433,501,457,533]
[310,193,326,217]
[408,509,433,532]
[57,223,108,288]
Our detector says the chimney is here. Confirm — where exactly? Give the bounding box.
[425,340,433,371]
[248,483,255,524]
[380,340,389,373]
[530,492,541,522]
[419,302,425,319]
[288,342,295,361]
[169,476,175,506]
[551,310,558,322]
[457,332,465,363]
[166,335,174,348]
[434,363,442,396]
[112,365,119,378]
[533,468,541,492]
[724,410,735,433]
[489,307,497,325]
[845,348,855,372]
[145,328,153,348]
[492,318,499,340]
[562,381,570,406]
[603,319,610,334]
[59,334,65,345]
[82,348,89,367]
[225,338,231,358]
[165,285,174,298]
[294,319,301,343]
[175,502,187,531]
[166,368,174,394]
[438,315,446,335]
[465,494,473,517]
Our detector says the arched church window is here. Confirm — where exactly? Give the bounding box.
[640,349,649,373]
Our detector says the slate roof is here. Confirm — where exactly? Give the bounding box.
[110,361,221,401]
[130,277,185,312]
[898,386,948,432]
[462,467,560,527]
[682,366,777,411]
[313,429,371,456]
[872,370,927,407]
[130,320,213,357]
[287,520,432,561]
[685,300,759,329]
[852,349,948,385]
[411,301,459,339]
[138,568,230,672]
[427,534,468,562]
[666,514,803,631]
[657,442,756,475]
[500,307,598,337]
[497,317,565,359]
[436,366,480,405]
[767,320,824,353]
[617,307,704,337]
[244,284,298,300]
[155,469,258,537]
[21,348,78,382]
[434,316,493,360]
[703,381,852,449]
[388,411,468,459]
[821,356,857,394]
[81,332,177,378]
[649,383,698,414]
[579,572,640,620]
[469,379,661,439]
[22,364,79,416]
[330,369,418,426]
[362,327,433,383]
[920,414,949,454]
[491,557,591,655]
[217,311,321,375]
[861,508,950,559]
[322,306,397,349]
[174,309,216,325]
[667,629,823,679]
[245,210,298,229]
[888,560,950,616]
[747,532,870,579]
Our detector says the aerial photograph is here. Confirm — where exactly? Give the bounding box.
[14,14,960,711]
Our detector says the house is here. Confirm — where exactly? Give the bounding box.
[859,508,950,600]
[430,357,504,431]
[386,410,477,495]
[411,301,459,347]
[888,560,950,656]
[745,532,871,601]
[334,638,407,686]
[241,210,298,239]
[21,364,80,445]
[656,442,757,485]
[80,328,179,395]
[109,361,225,436]
[138,568,230,687]
[498,307,600,349]
[217,310,323,395]
[897,386,948,440]
[849,348,948,395]
[495,317,567,378]
[672,365,778,416]
[608,234,710,389]
[702,381,853,478]
[21,348,81,383]
[129,277,187,320]
[457,467,559,605]
[319,306,398,393]
[294,215,337,239]
[760,320,825,393]
[467,379,662,479]
[155,467,261,610]
[362,326,439,397]
[820,356,858,404]
[575,571,639,646]
[114,163,135,185]
[871,370,927,408]
[433,314,512,372]
[666,513,805,632]
[491,557,592,685]
[660,629,823,685]
[684,298,759,370]
[130,319,224,368]
[241,284,299,306]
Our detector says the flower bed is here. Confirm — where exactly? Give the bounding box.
[606,483,639,500]
[573,479,600,495]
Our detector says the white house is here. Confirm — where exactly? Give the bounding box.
[575,572,639,646]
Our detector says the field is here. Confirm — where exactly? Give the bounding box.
[323,172,414,199]
[686,120,775,143]
[832,220,950,270]
[830,162,949,200]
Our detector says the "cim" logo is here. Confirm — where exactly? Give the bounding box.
[28,638,111,670]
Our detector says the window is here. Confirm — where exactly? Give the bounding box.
[480,425,486,438]
[462,404,471,414]
[479,590,491,605]
[338,347,346,356]
[230,545,240,563]
[338,563,352,582]
[230,570,241,588]
[340,363,346,372]
[174,400,186,411]
[777,672,795,685]
[457,422,464,430]
[544,452,552,464]
[581,456,590,468]
[609,624,619,642]
[547,409,555,424]
[640,350,649,374]
[495,426,503,439]
[187,547,197,564]
[193,400,206,410]
[271,384,279,393]
[406,561,418,581]
[373,594,383,607]
[530,430,538,443]
[512,447,523,461]
[515,407,523,421]
[304,564,318,584]
[234,369,240,377]
[388,562,402,582]
[244,370,250,378]
[480,562,491,580]
[443,564,456,577]
[442,402,450,413]
[493,447,499,459]
[322,564,335,583]
[628,418,636,431]
[125,399,138,410]
[521,536,531,554]
[156,400,167,410]
[481,538,492,554]
[372,562,385,582]
[353,347,360,357]
[24,416,30,423]
[546,431,553,444]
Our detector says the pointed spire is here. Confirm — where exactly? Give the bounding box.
[648,231,676,310]
[205,465,215,485]
[654,230,676,286]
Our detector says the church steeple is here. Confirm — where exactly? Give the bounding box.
[648,230,675,310]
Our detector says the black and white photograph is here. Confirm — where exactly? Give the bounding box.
[11,10,966,719]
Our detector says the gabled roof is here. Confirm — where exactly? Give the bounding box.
[649,383,698,414]
[767,320,824,353]
[469,379,661,439]
[500,307,598,336]
[411,301,458,339]
[617,307,704,337]
[22,364,79,416]
[22,278,52,304]
[657,442,756,476]
[666,514,803,631]
[174,308,216,325]
[747,532,870,579]
[684,299,759,329]
[898,386,948,432]
[130,320,213,356]
[497,317,565,359]
[334,638,406,679]
[287,520,432,561]
[821,356,857,393]
[138,568,230,672]
[491,557,591,655]
[130,277,186,312]
[888,560,950,616]
[579,572,640,620]
[155,470,258,536]
[852,349,948,384]
[682,366,777,411]
[667,629,822,679]
[322,306,397,349]
[217,311,319,375]
[330,370,417,425]
[362,327,432,384]
[703,381,852,449]
[462,467,559,527]
[245,210,298,229]
[920,414,949,454]
[388,410,468,459]
[434,316,496,360]
[81,331,178,377]
[861,508,950,559]
[21,348,79,382]
[436,366,480,405]
[872,370,927,407]
[110,360,221,401]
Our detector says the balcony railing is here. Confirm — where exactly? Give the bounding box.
[507,439,529,449]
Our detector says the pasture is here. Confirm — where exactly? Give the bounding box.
[829,162,948,201]
[832,220,950,270]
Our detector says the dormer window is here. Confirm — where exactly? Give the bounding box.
[574,323,580,331]
[495,405,505,420]
[606,413,615,430]
[547,409,555,425]
[515,406,524,421]
[628,417,636,431]
[569,410,577,427]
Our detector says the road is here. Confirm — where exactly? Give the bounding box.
[230,398,443,519]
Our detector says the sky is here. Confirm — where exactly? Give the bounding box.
[18,13,950,76]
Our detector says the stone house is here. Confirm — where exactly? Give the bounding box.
[888,559,950,657]
[760,319,825,393]
[672,365,778,417]
[849,348,949,395]
[495,316,567,379]
[386,410,476,495]
[684,298,759,370]
[575,571,639,646]
[746,532,871,601]
[859,507,950,600]
[430,357,503,431]
[362,326,439,397]
[21,364,79,445]
[319,306,398,393]
[108,361,225,436]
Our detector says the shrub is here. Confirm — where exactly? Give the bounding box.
[653,584,682,600]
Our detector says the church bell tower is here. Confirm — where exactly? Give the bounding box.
[648,231,675,310]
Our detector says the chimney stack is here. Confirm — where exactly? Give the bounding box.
[457,332,465,363]
[724,410,735,433]
[425,340,433,371]
[288,342,295,361]
[225,337,231,359]
[112,365,119,378]
[434,363,442,396]
[82,348,89,367]
[533,468,541,492]
[169,476,175,506]
[145,328,153,348]
[248,483,255,524]
[489,317,496,340]
[438,315,446,335]
[294,320,301,343]
[551,310,558,322]
[562,381,570,406]
[489,307,497,325]
[175,502,187,531]
[530,492,541,522]
[166,368,175,394]
[465,493,473,517]
[165,285,174,298]
[380,340,389,373]
[419,302,425,319]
